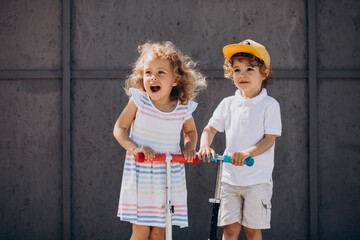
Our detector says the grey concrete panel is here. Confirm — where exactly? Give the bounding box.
[317,0,360,69]
[265,79,309,239]
[0,0,62,70]
[0,80,62,239]
[72,0,306,70]
[318,79,360,240]
[71,79,131,240]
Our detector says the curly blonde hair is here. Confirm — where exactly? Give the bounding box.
[125,41,207,105]
[223,53,273,88]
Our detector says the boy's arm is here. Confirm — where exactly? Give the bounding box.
[198,125,218,162]
[182,117,198,162]
[113,98,155,160]
[231,134,277,166]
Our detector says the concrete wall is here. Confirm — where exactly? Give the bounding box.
[0,0,359,239]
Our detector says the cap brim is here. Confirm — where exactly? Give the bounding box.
[223,44,263,62]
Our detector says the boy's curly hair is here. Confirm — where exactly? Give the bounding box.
[223,53,273,88]
[125,41,207,105]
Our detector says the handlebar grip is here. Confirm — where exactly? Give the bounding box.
[207,154,254,167]
[223,155,254,166]
[244,157,254,166]
[135,153,199,165]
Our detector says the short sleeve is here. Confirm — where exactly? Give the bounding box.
[184,101,198,121]
[129,88,142,107]
[264,101,282,137]
[208,99,227,132]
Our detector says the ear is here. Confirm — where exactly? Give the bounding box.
[172,76,180,86]
[262,69,270,80]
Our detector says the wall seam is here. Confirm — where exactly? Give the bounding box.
[62,0,71,240]
[307,0,318,239]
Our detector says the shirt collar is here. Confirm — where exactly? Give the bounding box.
[235,88,267,105]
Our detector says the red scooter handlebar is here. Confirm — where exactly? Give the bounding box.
[135,153,199,165]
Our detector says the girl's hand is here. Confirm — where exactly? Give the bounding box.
[182,148,197,163]
[132,146,155,161]
[231,151,251,166]
[198,147,216,163]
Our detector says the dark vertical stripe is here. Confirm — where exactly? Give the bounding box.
[307,0,318,239]
[62,0,71,239]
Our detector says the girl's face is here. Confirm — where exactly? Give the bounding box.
[232,58,268,99]
[143,55,177,104]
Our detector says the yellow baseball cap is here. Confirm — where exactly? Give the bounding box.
[223,39,270,68]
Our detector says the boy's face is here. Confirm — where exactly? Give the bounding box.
[232,58,267,99]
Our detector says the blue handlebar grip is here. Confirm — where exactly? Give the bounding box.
[223,155,254,166]
[206,154,218,162]
[244,157,254,166]
[223,155,231,163]
[206,154,254,167]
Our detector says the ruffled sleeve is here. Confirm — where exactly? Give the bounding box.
[129,88,143,107]
[184,101,198,121]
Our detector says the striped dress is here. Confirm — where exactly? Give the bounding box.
[117,88,197,228]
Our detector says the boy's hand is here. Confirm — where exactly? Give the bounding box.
[198,147,216,163]
[183,148,197,163]
[231,151,251,166]
[132,146,155,161]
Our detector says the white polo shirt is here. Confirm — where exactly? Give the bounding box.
[208,88,282,186]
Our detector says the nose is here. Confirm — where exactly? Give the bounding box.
[150,74,157,80]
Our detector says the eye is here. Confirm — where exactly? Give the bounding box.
[234,69,240,72]
[145,70,151,75]
[158,71,165,74]
[247,68,254,71]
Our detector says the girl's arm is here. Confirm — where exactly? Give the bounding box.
[182,116,198,162]
[231,134,277,166]
[113,98,155,160]
[198,125,218,162]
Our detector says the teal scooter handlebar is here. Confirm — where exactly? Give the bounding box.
[206,154,254,167]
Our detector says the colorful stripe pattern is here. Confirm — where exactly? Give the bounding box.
[117,88,197,228]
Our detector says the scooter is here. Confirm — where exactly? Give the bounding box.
[206,154,254,240]
[136,152,253,240]
[136,153,199,240]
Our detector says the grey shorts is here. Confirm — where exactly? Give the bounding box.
[218,182,273,229]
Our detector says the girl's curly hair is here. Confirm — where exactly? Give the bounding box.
[125,41,207,105]
[223,53,273,88]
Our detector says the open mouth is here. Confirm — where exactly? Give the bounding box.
[150,85,160,92]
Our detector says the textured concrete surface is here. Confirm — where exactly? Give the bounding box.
[72,0,306,70]
[317,0,360,69]
[71,79,129,240]
[318,79,360,240]
[0,0,62,70]
[0,80,62,239]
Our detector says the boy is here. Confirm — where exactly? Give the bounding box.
[199,39,282,240]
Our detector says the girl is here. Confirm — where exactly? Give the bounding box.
[113,41,206,240]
